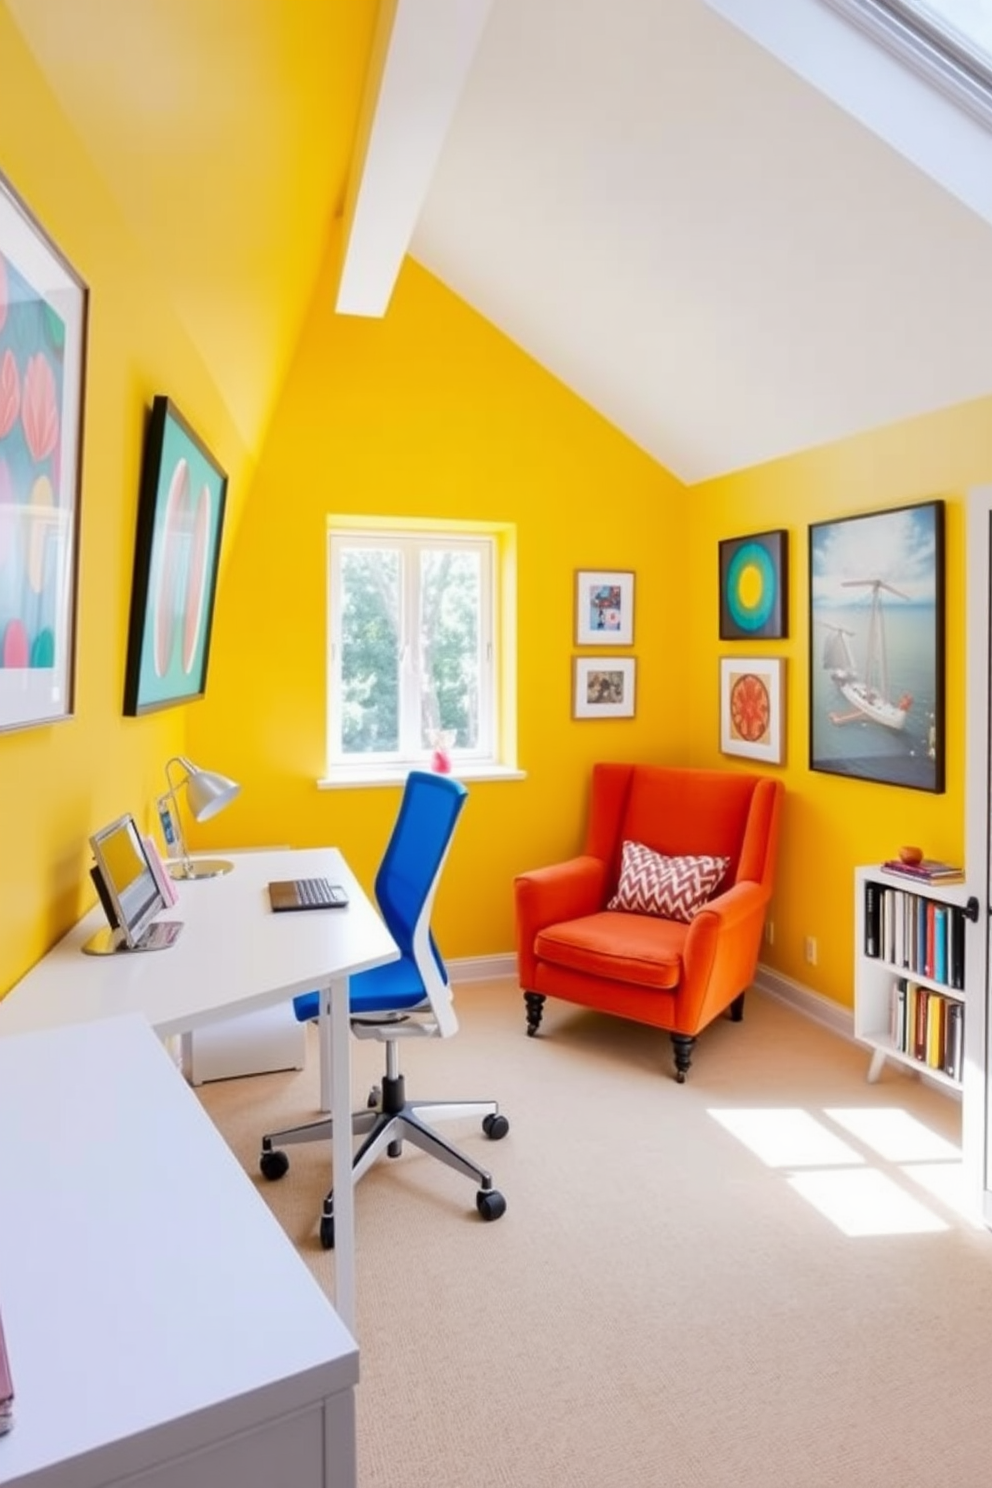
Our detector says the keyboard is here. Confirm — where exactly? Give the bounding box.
[298,877,345,907]
[268,877,350,912]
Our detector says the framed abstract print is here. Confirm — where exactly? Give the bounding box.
[719,530,788,640]
[0,170,88,730]
[123,396,228,715]
[720,656,784,764]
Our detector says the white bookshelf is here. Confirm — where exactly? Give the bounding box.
[854,864,979,1088]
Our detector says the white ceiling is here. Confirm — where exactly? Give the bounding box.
[8,0,992,484]
[412,0,992,481]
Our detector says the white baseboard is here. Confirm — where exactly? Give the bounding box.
[450,953,854,1038]
[452,953,956,1098]
[752,961,854,1041]
[450,954,855,1037]
[448,952,517,982]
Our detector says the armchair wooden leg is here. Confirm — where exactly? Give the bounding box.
[729,992,745,1022]
[524,991,546,1036]
[671,1033,696,1083]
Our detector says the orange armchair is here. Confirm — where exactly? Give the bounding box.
[514,763,783,1081]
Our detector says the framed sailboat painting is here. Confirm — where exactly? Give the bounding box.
[808,500,945,792]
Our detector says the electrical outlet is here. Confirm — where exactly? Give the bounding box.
[765,920,775,946]
[804,935,818,966]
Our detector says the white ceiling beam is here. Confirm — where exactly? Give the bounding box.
[335,0,494,317]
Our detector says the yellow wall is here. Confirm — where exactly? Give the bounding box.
[189,223,992,1002]
[0,5,254,992]
[688,397,992,1006]
[189,246,689,957]
[5,0,992,1012]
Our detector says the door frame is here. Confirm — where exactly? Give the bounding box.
[965,486,992,1219]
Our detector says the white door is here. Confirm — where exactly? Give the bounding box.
[965,487,992,1222]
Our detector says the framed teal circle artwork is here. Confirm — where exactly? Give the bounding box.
[719,530,788,640]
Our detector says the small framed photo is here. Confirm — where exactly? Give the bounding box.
[720,657,784,764]
[573,657,636,719]
[575,569,635,645]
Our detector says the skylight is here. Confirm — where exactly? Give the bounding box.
[824,0,992,121]
[895,1,992,71]
[703,0,992,227]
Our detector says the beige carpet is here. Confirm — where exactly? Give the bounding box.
[197,980,992,1488]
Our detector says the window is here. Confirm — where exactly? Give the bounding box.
[327,526,504,779]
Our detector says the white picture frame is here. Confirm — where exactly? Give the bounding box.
[575,569,635,646]
[720,656,784,764]
[573,656,636,719]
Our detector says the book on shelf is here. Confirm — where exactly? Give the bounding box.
[944,1000,964,1082]
[926,991,945,1069]
[864,880,880,958]
[933,905,948,986]
[949,907,966,991]
[879,858,965,885]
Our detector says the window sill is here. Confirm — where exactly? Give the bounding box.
[317,764,527,790]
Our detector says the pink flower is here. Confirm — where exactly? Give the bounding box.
[0,348,20,440]
[21,353,59,463]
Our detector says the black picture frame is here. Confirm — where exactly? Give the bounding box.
[808,500,944,792]
[0,166,88,731]
[718,529,788,640]
[123,396,228,716]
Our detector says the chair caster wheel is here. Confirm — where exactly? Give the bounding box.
[477,1188,506,1222]
[367,1085,381,1109]
[260,1148,290,1180]
[482,1113,509,1140]
[320,1214,335,1249]
[675,1071,686,1085]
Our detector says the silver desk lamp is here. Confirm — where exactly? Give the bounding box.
[159,756,241,880]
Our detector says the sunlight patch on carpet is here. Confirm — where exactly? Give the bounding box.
[708,1107,863,1167]
[823,1107,960,1163]
[788,1167,949,1236]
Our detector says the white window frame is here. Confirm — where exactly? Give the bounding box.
[821,0,992,125]
[326,526,498,781]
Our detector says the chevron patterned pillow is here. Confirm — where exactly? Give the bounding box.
[607,841,730,923]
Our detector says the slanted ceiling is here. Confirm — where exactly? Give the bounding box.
[8,0,992,482]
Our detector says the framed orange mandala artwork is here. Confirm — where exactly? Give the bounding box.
[720,657,784,764]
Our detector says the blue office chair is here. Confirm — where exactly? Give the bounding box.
[259,770,508,1248]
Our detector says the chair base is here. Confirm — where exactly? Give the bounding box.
[260,1072,508,1247]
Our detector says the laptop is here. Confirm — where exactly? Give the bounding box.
[268,877,349,913]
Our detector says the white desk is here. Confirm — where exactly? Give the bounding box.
[0,847,398,1332]
[0,1014,358,1488]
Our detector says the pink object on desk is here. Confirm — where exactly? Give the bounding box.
[144,834,180,907]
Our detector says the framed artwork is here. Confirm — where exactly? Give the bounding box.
[720,657,784,764]
[573,657,636,719]
[808,500,944,792]
[719,529,788,640]
[123,396,228,715]
[0,170,88,731]
[575,569,634,645]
